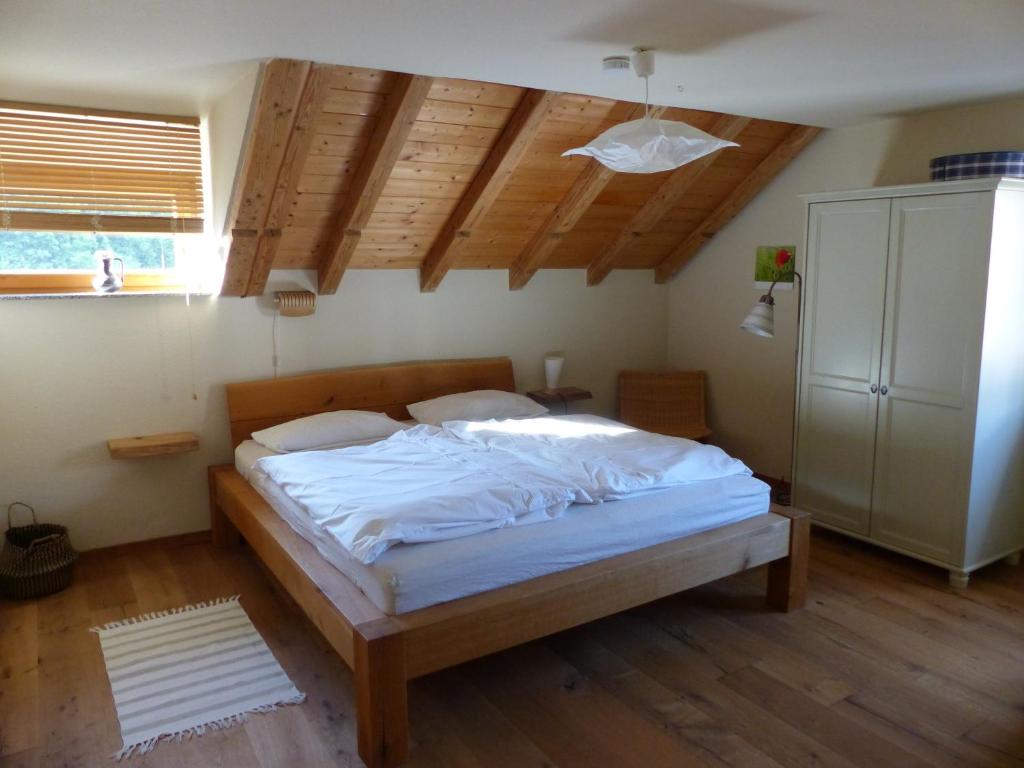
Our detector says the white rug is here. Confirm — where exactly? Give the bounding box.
[92,595,304,759]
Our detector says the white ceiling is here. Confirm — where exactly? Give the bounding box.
[2,0,1023,127]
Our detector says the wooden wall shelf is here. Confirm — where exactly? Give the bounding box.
[107,431,200,459]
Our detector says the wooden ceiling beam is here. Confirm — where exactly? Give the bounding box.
[654,125,821,283]
[221,59,311,297]
[585,114,751,287]
[419,89,561,293]
[245,63,333,297]
[508,103,662,290]
[220,61,819,293]
[221,229,259,297]
[507,162,615,290]
[317,74,434,295]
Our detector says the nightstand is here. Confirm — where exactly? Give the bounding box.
[526,387,593,415]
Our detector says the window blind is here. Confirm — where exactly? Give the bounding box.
[0,101,204,234]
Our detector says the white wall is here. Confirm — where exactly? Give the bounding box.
[667,94,1024,480]
[206,63,259,238]
[0,270,667,549]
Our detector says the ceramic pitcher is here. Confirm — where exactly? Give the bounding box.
[92,251,124,294]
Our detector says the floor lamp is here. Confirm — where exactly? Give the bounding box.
[740,272,803,338]
[740,271,803,505]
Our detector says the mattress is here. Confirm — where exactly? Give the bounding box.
[235,438,771,615]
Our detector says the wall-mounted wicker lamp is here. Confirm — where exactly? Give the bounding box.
[274,290,316,317]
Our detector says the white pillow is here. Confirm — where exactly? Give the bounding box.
[407,389,548,425]
[251,410,408,452]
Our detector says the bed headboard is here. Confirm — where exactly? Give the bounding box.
[225,357,516,448]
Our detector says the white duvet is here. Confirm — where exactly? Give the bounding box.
[255,415,752,564]
[444,415,749,499]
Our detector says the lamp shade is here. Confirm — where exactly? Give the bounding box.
[544,354,565,389]
[562,117,739,174]
[740,297,775,337]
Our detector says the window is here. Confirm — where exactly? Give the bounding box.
[0,101,205,294]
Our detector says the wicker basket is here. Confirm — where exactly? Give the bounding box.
[0,502,78,600]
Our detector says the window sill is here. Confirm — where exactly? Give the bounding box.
[0,289,214,301]
[0,272,205,299]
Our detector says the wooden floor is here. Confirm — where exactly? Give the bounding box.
[3,528,1024,767]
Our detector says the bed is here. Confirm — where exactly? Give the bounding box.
[208,357,809,768]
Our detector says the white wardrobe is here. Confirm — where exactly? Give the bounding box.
[793,178,1024,587]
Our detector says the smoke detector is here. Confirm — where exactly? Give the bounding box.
[602,55,631,73]
[602,50,656,78]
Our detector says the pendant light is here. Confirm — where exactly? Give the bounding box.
[563,49,739,174]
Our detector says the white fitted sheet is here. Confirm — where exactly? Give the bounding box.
[234,439,771,614]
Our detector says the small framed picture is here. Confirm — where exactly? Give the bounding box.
[754,246,796,290]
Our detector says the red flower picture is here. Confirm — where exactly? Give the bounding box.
[755,245,797,286]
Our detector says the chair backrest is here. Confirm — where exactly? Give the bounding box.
[618,370,711,440]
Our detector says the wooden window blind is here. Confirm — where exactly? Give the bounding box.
[0,101,204,234]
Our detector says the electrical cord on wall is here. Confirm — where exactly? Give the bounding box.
[184,292,198,401]
[271,310,279,378]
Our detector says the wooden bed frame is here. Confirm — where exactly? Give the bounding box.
[208,357,809,768]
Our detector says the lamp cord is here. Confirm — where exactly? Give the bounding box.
[644,76,650,119]
[272,311,279,378]
[184,292,198,401]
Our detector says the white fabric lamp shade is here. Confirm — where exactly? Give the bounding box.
[740,299,775,337]
[544,355,565,389]
[562,117,740,174]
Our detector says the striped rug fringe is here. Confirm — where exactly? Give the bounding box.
[90,595,242,633]
[113,692,307,760]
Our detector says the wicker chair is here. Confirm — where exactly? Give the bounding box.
[618,370,712,441]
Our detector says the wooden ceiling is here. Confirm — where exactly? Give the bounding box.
[221,59,820,296]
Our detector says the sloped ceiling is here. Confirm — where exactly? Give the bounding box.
[221,60,819,296]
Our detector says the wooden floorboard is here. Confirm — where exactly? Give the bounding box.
[2,528,1023,767]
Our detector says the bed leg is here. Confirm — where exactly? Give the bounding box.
[208,465,242,548]
[766,507,810,612]
[354,618,409,768]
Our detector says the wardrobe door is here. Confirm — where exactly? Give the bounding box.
[870,192,992,564]
[794,199,891,534]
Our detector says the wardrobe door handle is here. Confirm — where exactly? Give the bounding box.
[870,384,878,394]
[880,385,888,395]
